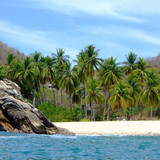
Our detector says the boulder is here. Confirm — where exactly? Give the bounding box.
[0,79,74,135]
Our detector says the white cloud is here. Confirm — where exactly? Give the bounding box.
[0,20,55,49]
[30,0,160,22]
[112,0,160,15]
[127,30,160,46]
[81,24,160,46]
[0,20,79,59]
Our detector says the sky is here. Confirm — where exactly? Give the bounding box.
[0,0,160,62]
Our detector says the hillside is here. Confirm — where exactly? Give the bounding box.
[0,41,25,65]
[145,54,160,73]
[146,54,160,67]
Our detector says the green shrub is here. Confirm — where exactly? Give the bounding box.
[110,111,119,121]
[71,106,84,121]
[80,118,91,122]
[37,103,84,122]
[123,106,140,120]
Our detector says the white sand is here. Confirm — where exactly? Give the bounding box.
[54,121,160,136]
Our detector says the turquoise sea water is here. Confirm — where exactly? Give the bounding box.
[0,132,160,160]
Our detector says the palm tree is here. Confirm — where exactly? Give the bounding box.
[99,57,122,121]
[18,57,38,105]
[141,71,160,120]
[74,45,102,117]
[54,72,61,106]
[0,64,7,80]
[127,74,140,113]
[6,53,16,66]
[60,62,79,111]
[73,50,88,116]
[10,59,22,84]
[133,57,147,88]
[52,48,69,66]
[42,56,57,106]
[39,56,47,102]
[71,87,83,106]
[85,78,104,121]
[32,51,43,104]
[132,57,147,117]
[123,52,137,75]
[40,66,47,102]
[6,53,16,80]
[52,48,70,107]
[84,45,102,78]
[108,81,133,120]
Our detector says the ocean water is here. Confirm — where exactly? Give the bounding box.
[0,132,160,160]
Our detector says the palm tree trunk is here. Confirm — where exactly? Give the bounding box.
[107,105,111,121]
[140,104,143,118]
[51,84,56,107]
[141,83,144,118]
[60,88,63,107]
[84,83,87,118]
[57,89,59,107]
[90,99,93,121]
[132,106,134,114]
[85,103,87,118]
[42,84,45,102]
[38,87,42,104]
[80,84,83,110]
[118,102,122,120]
[32,89,36,106]
[93,104,96,121]
[69,93,72,111]
[107,93,111,121]
[91,68,93,79]
[103,90,107,121]
[36,80,42,104]
[80,92,83,110]
[151,106,153,120]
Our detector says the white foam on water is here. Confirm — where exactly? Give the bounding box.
[0,136,26,139]
[76,134,102,137]
[75,134,129,137]
[0,134,78,140]
[49,134,78,139]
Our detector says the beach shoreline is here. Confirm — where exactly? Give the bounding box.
[54,121,160,136]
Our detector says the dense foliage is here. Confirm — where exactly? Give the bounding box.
[1,45,160,121]
[37,103,84,122]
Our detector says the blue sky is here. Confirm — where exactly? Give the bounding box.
[0,0,160,62]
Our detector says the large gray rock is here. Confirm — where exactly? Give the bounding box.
[0,79,74,135]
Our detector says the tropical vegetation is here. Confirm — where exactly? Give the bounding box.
[1,46,160,121]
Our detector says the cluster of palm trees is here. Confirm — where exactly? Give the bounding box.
[1,45,160,121]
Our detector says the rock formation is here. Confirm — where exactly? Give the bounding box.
[0,79,74,135]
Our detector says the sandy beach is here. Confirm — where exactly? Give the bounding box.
[54,121,160,136]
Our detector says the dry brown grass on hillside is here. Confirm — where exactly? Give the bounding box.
[0,41,25,64]
[146,53,160,67]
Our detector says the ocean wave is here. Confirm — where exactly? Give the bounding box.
[0,136,26,139]
[49,134,78,139]
[75,134,129,137]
